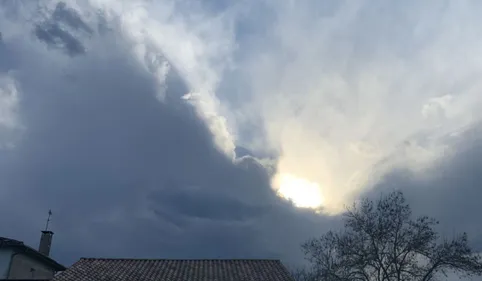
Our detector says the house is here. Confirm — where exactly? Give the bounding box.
[0,231,66,280]
[52,258,295,281]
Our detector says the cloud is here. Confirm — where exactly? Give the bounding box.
[216,0,482,213]
[372,125,482,243]
[87,0,239,158]
[0,74,22,147]
[34,1,93,56]
[0,0,331,268]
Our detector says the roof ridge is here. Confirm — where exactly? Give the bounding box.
[80,257,282,261]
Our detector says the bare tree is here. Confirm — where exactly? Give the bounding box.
[291,267,317,281]
[301,191,482,281]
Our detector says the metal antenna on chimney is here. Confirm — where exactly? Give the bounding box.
[45,210,52,231]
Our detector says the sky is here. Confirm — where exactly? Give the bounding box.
[1,0,482,276]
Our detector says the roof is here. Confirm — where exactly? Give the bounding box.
[0,237,66,271]
[52,258,296,281]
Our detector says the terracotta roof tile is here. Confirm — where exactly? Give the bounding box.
[53,258,295,281]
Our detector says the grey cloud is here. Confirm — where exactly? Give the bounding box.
[0,4,330,268]
[150,184,268,222]
[0,33,14,72]
[366,125,482,253]
[34,23,86,56]
[52,2,93,35]
[34,2,94,56]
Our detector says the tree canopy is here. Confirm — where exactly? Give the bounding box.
[300,191,482,281]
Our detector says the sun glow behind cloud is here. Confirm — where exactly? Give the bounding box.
[4,0,482,215]
[71,1,482,214]
[228,0,482,214]
[273,173,324,209]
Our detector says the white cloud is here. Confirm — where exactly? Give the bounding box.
[0,75,19,129]
[0,74,21,148]
[84,0,238,158]
[222,0,482,213]
[1,0,240,155]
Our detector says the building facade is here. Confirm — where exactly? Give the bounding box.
[0,235,65,280]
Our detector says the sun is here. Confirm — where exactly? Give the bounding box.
[273,173,324,209]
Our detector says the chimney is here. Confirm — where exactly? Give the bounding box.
[38,230,54,256]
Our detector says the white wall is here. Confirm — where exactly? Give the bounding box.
[0,248,13,279]
[8,252,55,279]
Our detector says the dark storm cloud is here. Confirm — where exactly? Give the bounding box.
[0,4,330,268]
[51,2,93,34]
[0,32,14,72]
[35,23,86,56]
[34,2,94,56]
